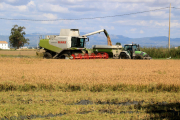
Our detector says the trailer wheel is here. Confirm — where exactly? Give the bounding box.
[43,52,52,59]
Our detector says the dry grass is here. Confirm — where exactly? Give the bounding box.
[0,58,180,86]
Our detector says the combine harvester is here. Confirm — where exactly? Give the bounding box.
[38,29,151,60]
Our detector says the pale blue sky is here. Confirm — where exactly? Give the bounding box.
[0,0,180,38]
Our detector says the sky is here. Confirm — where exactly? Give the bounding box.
[0,0,180,38]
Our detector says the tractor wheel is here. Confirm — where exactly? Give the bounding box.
[119,53,129,59]
[143,54,151,60]
[43,52,52,59]
[135,55,143,59]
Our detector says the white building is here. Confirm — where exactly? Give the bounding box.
[20,46,28,49]
[0,41,10,49]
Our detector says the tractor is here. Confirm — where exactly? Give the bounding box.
[119,43,152,60]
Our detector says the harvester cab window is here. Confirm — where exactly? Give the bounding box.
[71,37,85,48]
[79,38,84,47]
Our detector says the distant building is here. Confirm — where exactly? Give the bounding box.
[20,46,28,49]
[0,41,10,49]
[175,46,180,49]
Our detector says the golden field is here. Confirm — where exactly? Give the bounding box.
[0,50,37,56]
[0,58,179,86]
[0,57,180,119]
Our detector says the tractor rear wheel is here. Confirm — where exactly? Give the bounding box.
[119,53,129,59]
[43,52,52,59]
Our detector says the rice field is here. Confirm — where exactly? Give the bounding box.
[0,58,180,86]
[0,50,37,56]
[141,47,180,58]
[0,57,180,119]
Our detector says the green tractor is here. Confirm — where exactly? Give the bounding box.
[119,43,151,60]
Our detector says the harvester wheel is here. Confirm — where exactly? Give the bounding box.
[43,52,52,59]
[59,54,69,59]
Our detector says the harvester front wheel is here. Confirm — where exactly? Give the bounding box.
[43,52,52,59]
[59,54,69,59]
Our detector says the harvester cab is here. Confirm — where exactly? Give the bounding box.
[119,43,152,60]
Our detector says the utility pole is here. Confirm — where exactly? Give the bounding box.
[37,38,38,49]
[168,3,171,50]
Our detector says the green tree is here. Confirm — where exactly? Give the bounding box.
[9,25,29,49]
[116,42,121,45]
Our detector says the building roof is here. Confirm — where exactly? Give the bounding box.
[0,41,8,44]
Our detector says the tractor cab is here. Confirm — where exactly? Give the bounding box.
[124,44,140,51]
[124,44,140,57]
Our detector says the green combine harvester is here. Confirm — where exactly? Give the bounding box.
[38,29,151,60]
